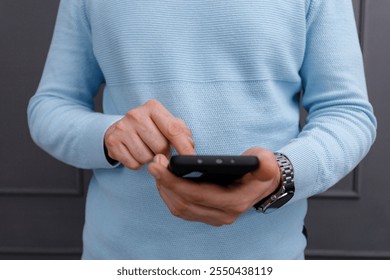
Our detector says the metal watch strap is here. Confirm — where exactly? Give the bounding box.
[253,152,295,213]
[274,152,294,192]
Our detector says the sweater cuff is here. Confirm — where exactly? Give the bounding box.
[81,113,123,169]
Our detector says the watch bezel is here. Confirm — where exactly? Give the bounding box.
[255,185,295,213]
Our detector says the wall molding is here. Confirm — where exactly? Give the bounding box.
[312,167,361,200]
[2,247,389,260]
[0,169,86,197]
[306,249,390,260]
[0,247,81,255]
[0,187,82,196]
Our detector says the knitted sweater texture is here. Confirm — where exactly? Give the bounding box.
[28,0,376,259]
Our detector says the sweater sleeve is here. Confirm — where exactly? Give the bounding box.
[278,0,377,201]
[27,0,122,169]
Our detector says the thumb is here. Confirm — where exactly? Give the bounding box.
[242,147,280,183]
[147,154,169,179]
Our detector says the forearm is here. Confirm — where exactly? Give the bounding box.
[278,103,376,202]
[278,0,377,201]
[27,0,123,169]
[27,94,122,169]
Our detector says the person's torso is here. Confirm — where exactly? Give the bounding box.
[83,0,309,259]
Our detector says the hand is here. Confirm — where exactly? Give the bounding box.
[147,147,281,226]
[104,100,195,170]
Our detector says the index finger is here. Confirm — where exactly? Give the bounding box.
[149,101,195,155]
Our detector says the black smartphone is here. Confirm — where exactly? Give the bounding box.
[168,155,259,185]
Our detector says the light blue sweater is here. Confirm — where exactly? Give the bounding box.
[27,0,376,259]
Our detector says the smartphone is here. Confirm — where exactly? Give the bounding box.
[168,155,259,185]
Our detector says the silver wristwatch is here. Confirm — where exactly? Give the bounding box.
[253,152,295,214]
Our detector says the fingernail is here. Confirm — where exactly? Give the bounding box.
[153,155,162,164]
[188,136,195,147]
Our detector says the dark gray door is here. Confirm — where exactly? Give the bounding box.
[0,0,388,259]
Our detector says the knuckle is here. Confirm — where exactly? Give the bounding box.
[170,208,181,217]
[183,125,193,137]
[168,118,185,136]
[140,154,154,165]
[126,109,143,123]
[227,200,250,216]
[132,150,153,164]
[234,204,249,215]
[125,160,142,170]
[144,99,161,109]
[125,110,134,118]
[107,150,117,161]
[153,141,169,154]
[170,202,187,217]
[211,221,226,227]
[104,133,117,147]
[223,216,237,225]
[114,120,127,131]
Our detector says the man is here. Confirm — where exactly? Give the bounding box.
[28,0,376,259]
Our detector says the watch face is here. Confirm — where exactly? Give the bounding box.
[263,192,294,214]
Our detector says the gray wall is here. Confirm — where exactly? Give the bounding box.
[305,0,390,259]
[0,0,389,259]
[0,0,84,260]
